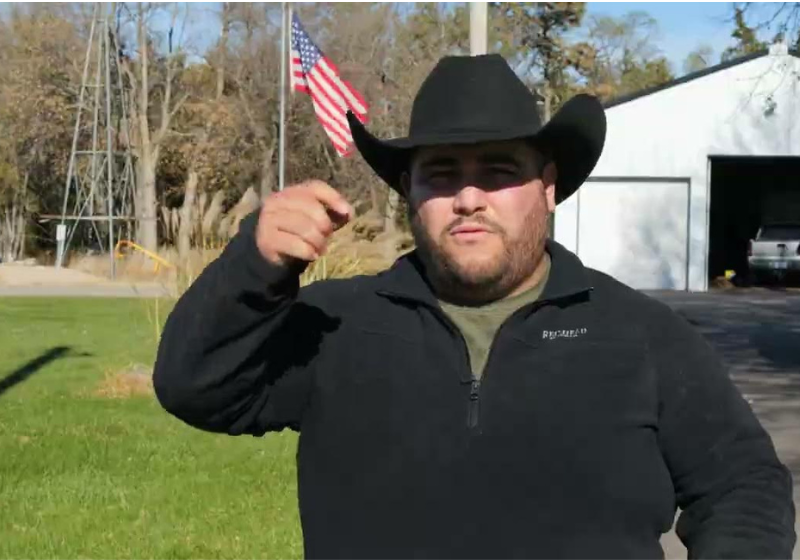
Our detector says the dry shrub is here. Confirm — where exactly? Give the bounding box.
[169,244,225,294]
[159,211,412,293]
[710,276,736,290]
[95,364,153,399]
[298,215,413,286]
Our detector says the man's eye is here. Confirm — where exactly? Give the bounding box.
[428,170,454,180]
[486,167,519,183]
[491,166,517,176]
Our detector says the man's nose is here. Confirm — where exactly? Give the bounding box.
[453,184,487,215]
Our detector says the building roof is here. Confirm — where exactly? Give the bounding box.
[605,48,800,109]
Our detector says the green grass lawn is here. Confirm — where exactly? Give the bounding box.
[0,298,302,559]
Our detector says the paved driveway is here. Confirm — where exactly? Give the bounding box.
[652,289,800,558]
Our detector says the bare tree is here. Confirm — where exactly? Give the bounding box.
[579,11,673,101]
[0,5,83,258]
[729,3,800,51]
[723,5,768,61]
[225,3,282,198]
[684,44,714,74]
[118,2,190,251]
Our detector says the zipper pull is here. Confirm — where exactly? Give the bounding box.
[468,379,480,429]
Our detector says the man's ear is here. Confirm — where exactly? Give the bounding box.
[543,162,557,213]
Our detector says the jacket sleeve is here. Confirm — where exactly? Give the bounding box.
[653,310,796,558]
[153,210,328,436]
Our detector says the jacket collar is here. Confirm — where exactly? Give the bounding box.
[375,239,593,307]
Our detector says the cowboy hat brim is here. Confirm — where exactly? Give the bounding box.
[347,93,607,205]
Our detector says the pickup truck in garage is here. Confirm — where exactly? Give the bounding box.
[748,223,800,284]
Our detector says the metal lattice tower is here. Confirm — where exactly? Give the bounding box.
[55,2,135,278]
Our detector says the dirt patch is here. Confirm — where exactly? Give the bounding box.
[0,264,109,286]
[95,364,153,399]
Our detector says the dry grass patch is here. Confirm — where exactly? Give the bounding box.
[298,213,413,286]
[710,276,736,290]
[94,363,153,399]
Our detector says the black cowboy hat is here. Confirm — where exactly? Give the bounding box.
[346,53,606,205]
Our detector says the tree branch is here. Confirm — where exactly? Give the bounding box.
[137,2,151,150]
[236,87,268,140]
[170,92,189,121]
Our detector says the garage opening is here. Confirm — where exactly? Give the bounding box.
[708,156,800,283]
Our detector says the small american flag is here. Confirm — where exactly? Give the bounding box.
[291,13,369,157]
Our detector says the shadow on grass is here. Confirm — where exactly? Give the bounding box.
[0,346,76,397]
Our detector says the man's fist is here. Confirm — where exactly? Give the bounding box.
[256,180,353,268]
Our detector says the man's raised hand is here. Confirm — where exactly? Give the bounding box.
[256,180,353,269]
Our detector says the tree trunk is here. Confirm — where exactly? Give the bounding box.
[16,172,28,260]
[171,208,180,242]
[543,83,552,122]
[259,137,278,197]
[216,3,231,101]
[136,155,159,251]
[384,188,399,234]
[18,206,25,260]
[202,190,226,240]
[1,202,21,262]
[178,170,198,262]
[227,187,261,238]
[1,208,10,262]
[161,206,172,244]
[0,173,28,263]
[369,183,381,216]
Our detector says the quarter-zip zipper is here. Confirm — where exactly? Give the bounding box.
[375,288,593,430]
[468,379,481,428]
[436,298,549,431]
[426,308,487,430]
[375,293,480,427]
[416,305,482,429]
[468,302,546,429]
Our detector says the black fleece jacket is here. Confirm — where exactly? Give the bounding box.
[153,212,796,559]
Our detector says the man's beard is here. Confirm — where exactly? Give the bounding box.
[410,207,549,306]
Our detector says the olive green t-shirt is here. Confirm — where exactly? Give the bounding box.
[438,254,551,380]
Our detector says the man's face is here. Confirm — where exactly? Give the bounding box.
[402,139,557,305]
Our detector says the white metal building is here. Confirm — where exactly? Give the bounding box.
[555,44,800,291]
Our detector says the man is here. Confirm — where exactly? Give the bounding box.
[153,54,795,558]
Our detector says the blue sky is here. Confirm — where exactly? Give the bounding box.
[585,2,738,73]
[171,2,744,77]
[9,2,747,78]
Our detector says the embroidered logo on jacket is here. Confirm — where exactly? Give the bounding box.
[542,328,588,341]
